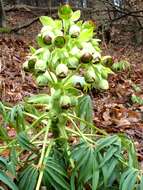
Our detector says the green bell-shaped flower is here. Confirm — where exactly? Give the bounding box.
[23,61,29,72]
[97,78,109,90]
[36,71,57,86]
[35,59,47,74]
[84,67,97,83]
[71,75,86,90]
[67,57,79,70]
[60,95,71,109]
[56,64,68,78]
[36,74,48,86]
[101,55,113,67]
[69,25,80,38]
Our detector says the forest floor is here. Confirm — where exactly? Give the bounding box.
[0,10,143,166]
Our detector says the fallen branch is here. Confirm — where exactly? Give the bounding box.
[11,17,39,32]
[5,4,92,13]
[0,17,39,33]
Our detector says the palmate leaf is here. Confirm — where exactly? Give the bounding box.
[0,125,9,141]
[43,157,70,190]
[98,151,119,188]
[99,145,119,167]
[119,168,139,190]
[17,132,36,152]
[71,136,125,189]
[71,142,100,189]
[78,148,93,182]
[0,157,8,169]
[18,165,38,190]
[77,95,93,123]
[0,171,18,190]
[119,134,139,169]
[96,135,119,152]
[8,104,25,132]
[0,157,16,179]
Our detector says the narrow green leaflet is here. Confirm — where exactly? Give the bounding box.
[8,105,25,132]
[0,102,7,120]
[140,175,143,190]
[99,146,118,167]
[70,169,78,190]
[106,158,118,184]
[27,94,51,104]
[96,135,119,152]
[0,171,18,190]
[18,165,38,190]
[0,125,9,141]
[0,157,8,169]
[78,148,94,182]
[78,95,93,123]
[46,158,67,177]
[92,156,99,190]
[17,132,36,152]
[121,169,138,190]
[44,157,70,190]
[119,168,133,189]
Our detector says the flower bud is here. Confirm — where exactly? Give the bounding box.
[60,95,71,109]
[28,57,37,69]
[81,52,93,63]
[43,35,52,45]
[56,64,68,78]
[42,31,54,45]
[58,4,72,20]
[54,36,66,48]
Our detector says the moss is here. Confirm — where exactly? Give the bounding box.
[0,27,11,33]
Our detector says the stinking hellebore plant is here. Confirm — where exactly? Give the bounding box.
[0,4,143,190]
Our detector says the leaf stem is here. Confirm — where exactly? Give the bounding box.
[36,120,52,190]
[67,113,108,136]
